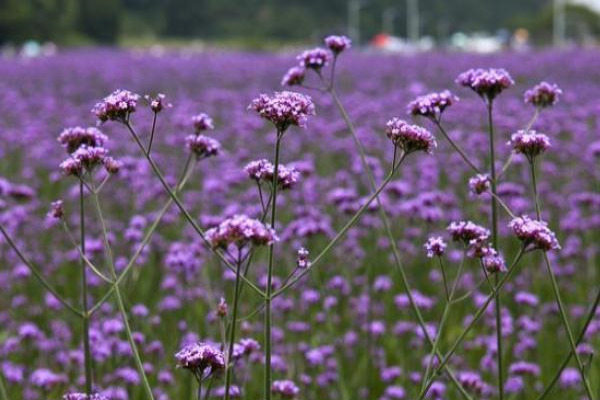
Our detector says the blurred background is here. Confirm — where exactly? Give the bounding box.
[1,0,600,55]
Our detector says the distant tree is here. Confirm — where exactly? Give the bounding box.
[78,0,122,43]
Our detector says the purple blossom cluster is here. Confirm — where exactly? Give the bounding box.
[244,159,299,189]
[92,89,140,123]
[385,118,437,154]
[407,90,458,120]
[205,214,279,249]
[524,82,562,108]
[509,215,561,251]
[174,341,225,378]
[456,68,514,101]
[249,91,315,131]
[508,130,551,159]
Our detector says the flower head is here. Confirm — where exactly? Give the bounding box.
[508,130,551,159]
[146,93,172,113]
[324,35,352,54]
[524,82,562,108]
[272,379,300,398]
[249,91,315,131]
[447,221,490,245]
[468,174,491,195]
[281,66,306,87]
[482,253,507,273]
[58,127,107,154]
[205,214,279,249]
[48,200,64,219]
[63,394,110,400]
[456,68,514,101]
[297,47,330,70]
[509,215,560,251]
[60,145,110,176]
[407,91,458,120]
[244,159,299,190]
[185,135,221,158]
[385,118,437,154]
[175,342,225,380]
[424,236,447,258]
[296,247,311,268]
[92,89,140,123]
[192,113,214,133]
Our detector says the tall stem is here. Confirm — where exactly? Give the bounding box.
[224,251,243,400]
[433,120,481,174]
[487,102,504,400]
[264,133,282,400]
[79,181,93,395]
[90,180,155,400]
[529,159,595,400]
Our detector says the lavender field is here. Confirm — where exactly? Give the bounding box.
[0,43,599,400]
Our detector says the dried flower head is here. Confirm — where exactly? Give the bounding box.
[324,35,352,54]
[456,68,514,101]
[509,215,560,251]
[407,90,458,121]
[185,135,221,158]
[57,127,107,154]
[524,82,562,108]
[281,66,306,87]
[424,236,447,258]
[192,113,214,133]
[468,174,491,195]
[92,89,140,123]
[297,48,330,70]
[385,118,437,154]
[205,214,279,249]
[508,130,551,159]
[249,91,315,132]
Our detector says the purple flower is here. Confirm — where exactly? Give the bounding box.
[60,145,110,176]
[146,93,171,113]
[524,82,562,108]
[509,361,541,376]
[508,130,551,159]
[48,200,64,219]
[185,134,221,158]
[192,113,214,132]
[482,253,507,273]
[509,215,561,251]
[58,126,107,153]
[468,174,491,195]
[249,91,315,131]
[174,341,225,379]
[324,35,352,54]
[447,220,490,245]
[456,68,514,101]
[92,89,140,123]
[424,236,447,258]
[281,66,306,87]
[205,214,279,249]
[63,394,110,400]
[296,247,311,268]
[457,371,484,393]
[407,90,458,120]
[244,159,299,189]
[272,379,300,398]
[560,367,581,388]
[297,47,330,70]
[30,368,67,389]
[385,118,437,154]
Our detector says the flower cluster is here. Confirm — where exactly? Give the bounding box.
[468,174,491,195]
[407,90,458,120]
[524,82,562,108]
[175,342,225,380]
[185,134,221,158]
[63,394,109,400]
[58,127,107,154]
[244,159,299,189]
[205,214,279,249]
[146,93,172,113]
[447,221,490,245]
[272,379,300,398]
[92,89,140,123]
[385,118,437,154]
[281,66,306,87]
[59,145,118,176]
[424,236,447,258]
[456,68,514,101]
[481,253,507,273]
[249,91,315,131]
[508,130,551,159]
[509,215,561,251]
[296,247,311,268]
[192,113,214,133]
[324,35,352,54]
[48,200,64,219]
[297,48,330,70]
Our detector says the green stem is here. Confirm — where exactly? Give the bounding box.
[264,133,282,400]
[224,250,243,400]
[147,112,158,155]
[80,181,93,395]
[0,225,83,317]
[529,158,594,399]
[535,288,600,400]
[433,120,481,174]
[418,247,526,399]
[0,372,8,400]
[125,122,264,298]
[487,103,504,400]
[438,256,450,302]
[90,180,155,400]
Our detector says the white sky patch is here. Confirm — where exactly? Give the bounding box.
[568,0,600,13]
